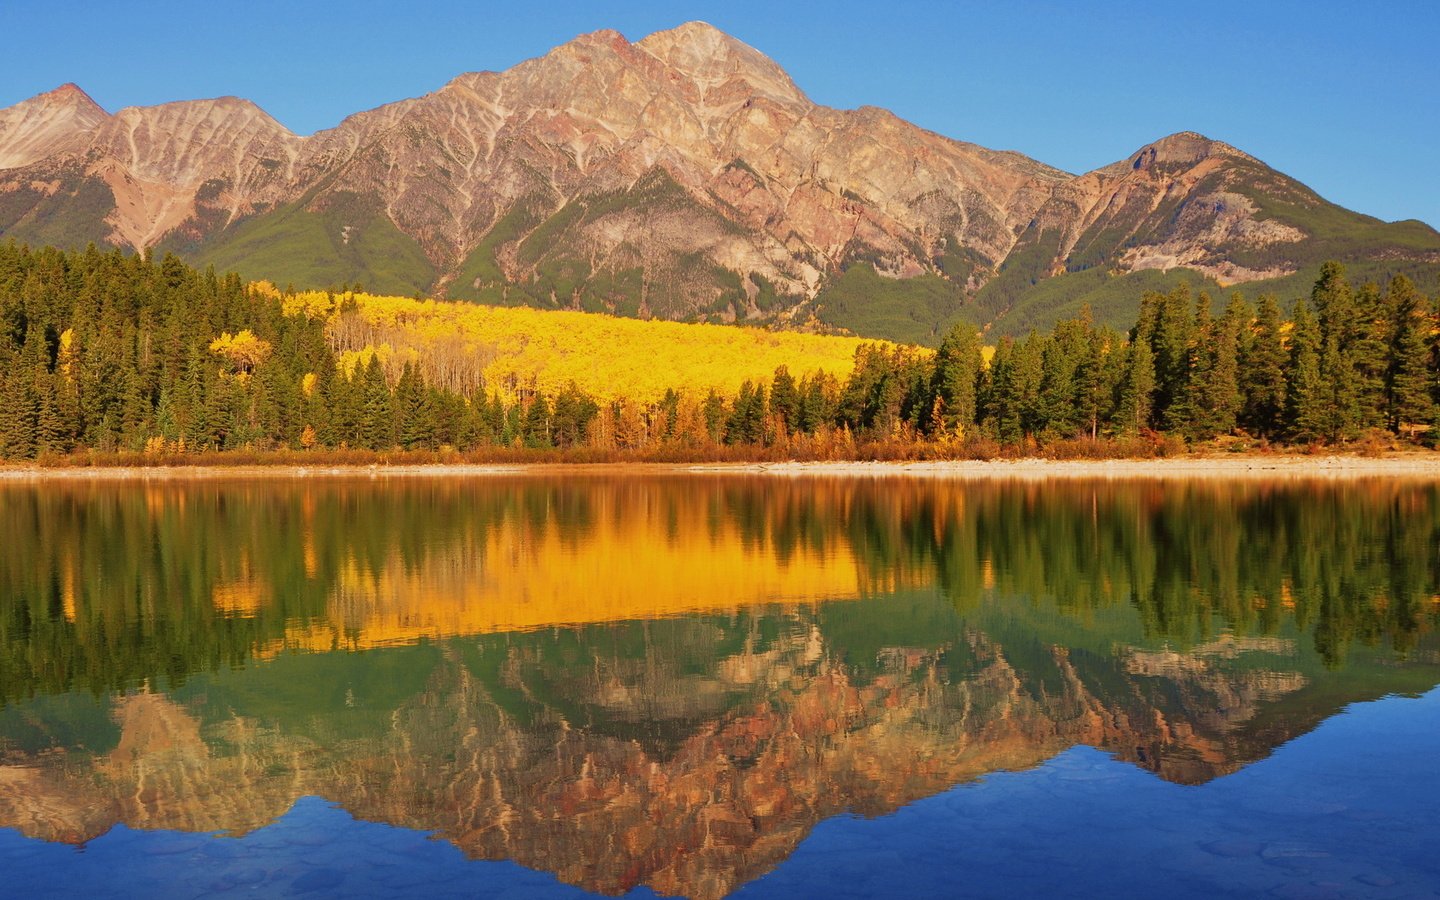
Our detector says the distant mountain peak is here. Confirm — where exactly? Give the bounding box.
[0,82,109,169]
[42,82,104,109]
[1125,131,1257,171]
[635,21,806,108]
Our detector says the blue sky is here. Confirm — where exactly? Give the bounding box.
[3,0,1437,227]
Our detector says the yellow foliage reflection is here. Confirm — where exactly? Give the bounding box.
[269,484,869,651]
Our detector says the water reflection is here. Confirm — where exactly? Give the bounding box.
[0,476,1437,898]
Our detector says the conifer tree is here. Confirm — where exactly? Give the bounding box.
[1240,294,1287,438]
[930,323,982,438]
[1310,262,1362,441]
[1286,300,1327,443]
[770,366,801,433]
[0,373,37,459]
[1115,339,1156,435]
[521,394,552,448]
[1151,284,1196,431]
[726,381,768,444]
[798,374,837,434]
[1039,317,1089,437]
[1351,281,1390,431]
[1385,275,1435,437]
[981,337,1017,442]
[1013,332,1046,438]
[395,362,437,450]
[1188,293,1243,439]
[359,355,393,450]
[702,390,728,444]
[552,383,599,448]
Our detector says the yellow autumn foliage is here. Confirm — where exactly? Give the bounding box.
[287,289,909,402]
[259,484,890,651]
[209,329,273,374]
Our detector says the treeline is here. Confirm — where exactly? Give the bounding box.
[0,243,1437,461]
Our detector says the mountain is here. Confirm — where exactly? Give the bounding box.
[2,23,1437,342]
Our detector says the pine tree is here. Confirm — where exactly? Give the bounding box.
[1240,294,1287,439]
[1286,301,1327,443]
[982,338,1020,443]
[34,374,68,456]
[930,322,982,438]
[798,374,837,434]
[552,383,599,448]
[0,373,37,459]
[182,347,210,451]
[1310,262,1362,441]
[521,394,552,448]
[1013,332,1046,438]
[1188,293,1243,440]
[1385,276,1435,437]
[770,366,801,433]
[1151,284,1196,432]
[1318,334,1360,442]
[1351,281,1390,431]
[726,381,767,445]
[359,355,394,450]
[1039,316,1089,438]
[1115,339,1156,435]
[395,362,436,450]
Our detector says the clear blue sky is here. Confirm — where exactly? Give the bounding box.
[3,0,1437,227]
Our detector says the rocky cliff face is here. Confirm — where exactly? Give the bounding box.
[1,23,1436,340]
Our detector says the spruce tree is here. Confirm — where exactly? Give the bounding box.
[930,323,982,438]
[1013,332,1046,438]
[521,394,552,449]
[1351,281,1390,431]
[1310,262,1362,441]
[1188,293,1243,440]
[0,373,37,459]
[1240,294,1288,439]
[359,355,394,450]
[1286,301,1327,443]
[1385,276,1435,437]
[1115,339,1156,435]
[770,366,801,433]
[1151,284,1196,432]
[1039,317,1089,438]
[395,362,437,450]
[34,375,68,456]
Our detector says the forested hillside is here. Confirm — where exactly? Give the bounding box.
[0,243,1435,462]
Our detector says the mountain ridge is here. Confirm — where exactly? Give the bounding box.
[1,21,1436,342]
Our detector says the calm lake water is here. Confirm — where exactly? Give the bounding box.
[1,474,1438,898]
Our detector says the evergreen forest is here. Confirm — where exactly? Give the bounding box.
[0,242,1437,462]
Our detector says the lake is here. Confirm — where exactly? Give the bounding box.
[1,474,1438,898]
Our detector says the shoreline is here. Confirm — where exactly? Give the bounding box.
[3,454,1440,482]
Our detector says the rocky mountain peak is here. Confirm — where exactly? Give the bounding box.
[1124,130,1256,172]
[40,82,105,112]
[636,21,807,108]
[0,82,110,169]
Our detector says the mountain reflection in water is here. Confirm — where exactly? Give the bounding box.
[0,476,1437,898]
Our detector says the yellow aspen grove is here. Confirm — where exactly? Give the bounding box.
[306,289,899,404]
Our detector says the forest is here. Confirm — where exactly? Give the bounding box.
[0,241,1436,462]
